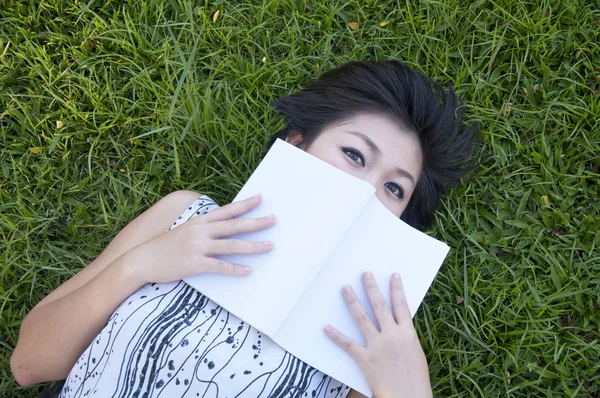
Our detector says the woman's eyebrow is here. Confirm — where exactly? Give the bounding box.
[346,131,415,184]
[347,131,381,155]
[394,167,415,185]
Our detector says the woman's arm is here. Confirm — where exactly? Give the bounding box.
[10,190,203,386]
[10,250,146,386]
[31,190,204,310]
[11,191,276,387]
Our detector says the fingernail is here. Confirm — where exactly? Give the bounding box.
[392,273,400,280]
[324,326,332,333]
[243,266,252,273]
[262,240,273,246]
[266,214,276,220]
[363,271,373,279]
[343,285,352,294]
[251,193,261,200]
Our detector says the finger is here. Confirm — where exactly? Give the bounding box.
[201,193,264,223]
[208,214,276,239]
[390,273,412,324]
[323,324,364,360]
[201,257,252,276]
[341,285,379,339]
[208,239,273,256]
[361,272,395,329]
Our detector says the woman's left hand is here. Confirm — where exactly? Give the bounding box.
[324,272,433,398]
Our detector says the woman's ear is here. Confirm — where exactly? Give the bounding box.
[284,131,304,146]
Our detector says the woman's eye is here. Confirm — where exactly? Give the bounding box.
[342,147,365,167]
[386,182,405,199]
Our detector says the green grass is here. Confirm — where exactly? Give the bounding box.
[1,0,599,396]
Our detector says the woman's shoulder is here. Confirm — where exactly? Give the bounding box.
[168,192,220,230]
[167,190,219,207]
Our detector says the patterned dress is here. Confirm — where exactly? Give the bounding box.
[58,195,350,398]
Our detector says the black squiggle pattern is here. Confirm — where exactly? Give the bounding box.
[59,196,350,398]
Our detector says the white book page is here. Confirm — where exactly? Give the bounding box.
[184,139,375,336]
[273,195,450,396]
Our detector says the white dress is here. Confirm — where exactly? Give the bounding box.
[59,195,350,398]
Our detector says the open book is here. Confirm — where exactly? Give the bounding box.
[184,138,450,396]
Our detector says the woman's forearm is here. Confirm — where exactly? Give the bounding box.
[10,249,147,387]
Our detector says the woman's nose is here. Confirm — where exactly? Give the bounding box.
[364,174,383,196]
[374,187,386,203]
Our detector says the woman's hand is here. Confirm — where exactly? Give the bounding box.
[129,193,276,284]
[324,272,433,398]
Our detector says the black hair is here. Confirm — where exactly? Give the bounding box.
[264,60,480,231]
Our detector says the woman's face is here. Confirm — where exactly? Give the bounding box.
[285,113,422,218]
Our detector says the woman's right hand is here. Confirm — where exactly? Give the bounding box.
[128,193,275,285]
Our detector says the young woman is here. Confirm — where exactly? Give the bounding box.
[11,60,479,398]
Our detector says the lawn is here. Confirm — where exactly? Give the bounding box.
[1,0,599,397]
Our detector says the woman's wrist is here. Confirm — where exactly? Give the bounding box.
[114,245,154,287]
